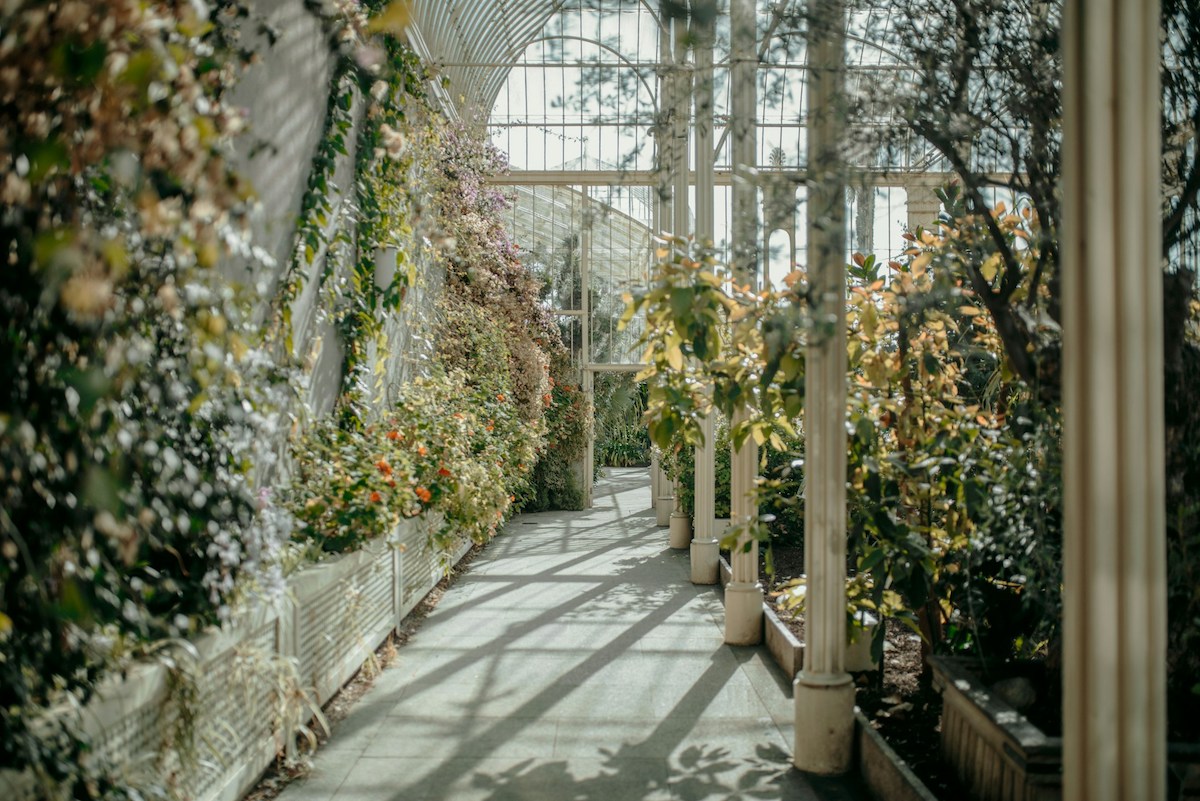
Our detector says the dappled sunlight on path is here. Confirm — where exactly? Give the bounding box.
[278,468,865,801]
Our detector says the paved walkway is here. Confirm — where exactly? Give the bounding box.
[279,468,866,801]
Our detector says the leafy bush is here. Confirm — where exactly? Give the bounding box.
[594,375,650,467]
[431,126,587,511]
[0,1,295,786]
[628,212,1071,673]
[288,370,537,554]
[658,418,732,521]
[521,350,589,512]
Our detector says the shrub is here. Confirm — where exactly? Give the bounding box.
[288,371,538,554]
[0,2,290,785]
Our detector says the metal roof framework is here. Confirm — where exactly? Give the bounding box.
[404,1,975,384]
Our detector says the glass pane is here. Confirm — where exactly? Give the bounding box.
[504,185,586,312]
[587,184,654,364]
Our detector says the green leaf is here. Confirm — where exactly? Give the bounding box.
[670,287,692,319]
[859,548,885,573]
[26,138,70,184]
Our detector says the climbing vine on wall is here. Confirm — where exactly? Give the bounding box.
[0,0,592,793]
[0,0,293,794]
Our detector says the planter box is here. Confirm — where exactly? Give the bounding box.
[291,539,396,705]
[929,655,1061,801]
[856,710,941,801]
[763,602,804,679]
[714,557,940,801]
[2,512,473,801]
[931,655,1200,801]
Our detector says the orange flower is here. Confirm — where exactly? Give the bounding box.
[496,393,506,402]
[387,430,400,441]
[438,467,452,477]
[387,479,396,487]
[417,445,427,456]
[375,459,392,476]
[415,486,432,503]
[369,491,382,503]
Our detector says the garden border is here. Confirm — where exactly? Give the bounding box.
[716,554,941,801]
[0,515,472,801]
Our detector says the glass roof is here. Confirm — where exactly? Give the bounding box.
[408,0,952,174]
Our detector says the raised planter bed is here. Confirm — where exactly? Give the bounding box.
[857,709,942,801]
[929,655,1061,801]
[0,513,473,801]
[930,655,1200,801]
[715,555,940,801]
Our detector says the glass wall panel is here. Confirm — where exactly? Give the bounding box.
[587,184,654,364]
[505,185,587,312]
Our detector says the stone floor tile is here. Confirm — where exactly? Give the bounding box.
[290,470,864,801]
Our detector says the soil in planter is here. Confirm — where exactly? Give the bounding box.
[853,629,967,800]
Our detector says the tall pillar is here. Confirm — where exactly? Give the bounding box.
[651,26,675,525]
[1061,2,1166,800]
[580,198,594,509]
[691,4,720,585]
[671,16,691,240]
[656,25,673,237]
[724,0,763,646]
[793,0,853,775]
[665,14,695,549]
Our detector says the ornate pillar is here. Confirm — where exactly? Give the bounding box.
[665,14,694,549]
[793,0,854,774]
[580,196,594,509]
[1061,1,1166,799]
[723,0,763,646]
[690,4,720,584]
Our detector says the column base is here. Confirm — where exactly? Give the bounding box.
[655,497,673,527]
[669,512,692,549]
[690,538,720,584]
[793,671,855,775]
[724,581,763,645]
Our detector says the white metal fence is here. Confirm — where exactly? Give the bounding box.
[1,514,472,801]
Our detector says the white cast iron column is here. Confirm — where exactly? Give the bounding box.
[793,0,854,774]
[666,14,695,549]
[580,196,594,509]
[1062,1,1166,799]
[723,0,763,646]
[653,22,677,528]
[691,5,720,584]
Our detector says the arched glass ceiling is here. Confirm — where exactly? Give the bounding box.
[478,0,952,174]
[407,0,572,115]
[407,1,1026,176]
[488,2,664,170]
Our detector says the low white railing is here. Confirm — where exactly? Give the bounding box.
[1,514,472,801]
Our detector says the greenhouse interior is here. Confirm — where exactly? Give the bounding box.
[2,0,1198,800]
